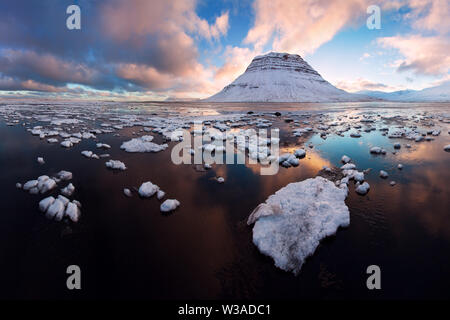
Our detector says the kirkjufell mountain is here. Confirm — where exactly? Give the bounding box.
[206,52,369,102]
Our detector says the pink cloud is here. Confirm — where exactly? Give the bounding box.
[378,35,450,75]
[244,0,375,55]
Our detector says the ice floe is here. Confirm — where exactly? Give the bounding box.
[61,183,75,197]
[105,160,127,170]
[120,135,168,153]
[160,199,180,213]
[355,182,370,195]
[247,176,349,274]
[379,170,389,178]
[138,181,159,197]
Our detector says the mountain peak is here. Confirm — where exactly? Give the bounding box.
[206,51,367,102]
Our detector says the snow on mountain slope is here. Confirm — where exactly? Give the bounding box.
[205,52,369,102]
[359,82,450,102]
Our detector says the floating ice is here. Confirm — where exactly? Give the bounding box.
[341,155,351,163]
[57,170,72,181]
[379,170,389,178]
[390,181,396,186]
[138,181,159,197]
[445,145,450,152]
[81,150,93,158]
[105,160,127,170]
[157,190,165,200]
[96,143,111,149]
[39,196,55,212]
[37,157,45,165]
[23,180,38,191]
[61,183,75,197]
[65,202,81,222]
[340,163,356,170]
[398,164,403,170]
[46,199,65,219]
[123,188,132,197]
[370,146,382,154]
[355,182,370,195]
[60,140,73,148]
[160,199,180,213]
[120,135,168,153]
[247,176,349,275]
[217,177,225,183]
[294,149,306,158]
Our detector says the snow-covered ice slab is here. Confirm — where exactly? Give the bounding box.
[105,160,127,170]
[120,135,168,153]
[247,176,349,275]
[160,199,180,212]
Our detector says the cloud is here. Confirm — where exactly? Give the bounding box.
[378,35,450,75]
[0,0,229,98]
[243,0,375,55]
[335,78,403,92]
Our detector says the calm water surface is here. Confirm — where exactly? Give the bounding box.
[0,102,449,299]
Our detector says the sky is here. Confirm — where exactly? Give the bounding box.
[0,0,449,101]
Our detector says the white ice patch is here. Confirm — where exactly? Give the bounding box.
[105,160,127,170]
[247,176,349,275]
[138,181,160,197]
[120,135,168,153]
[160,199,180,212]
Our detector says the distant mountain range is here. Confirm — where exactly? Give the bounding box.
[357,81,450,102]
[204,52,449,103]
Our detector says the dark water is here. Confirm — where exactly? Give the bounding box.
[0,102,449,300]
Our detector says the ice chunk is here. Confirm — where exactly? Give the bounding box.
[341,155,351,163]
[96,143,111,149]
[15,183,22,189]
[248,176,349,274]
[123,188,132,197]
[46,199,64,219]
[60,140,73,148]
[340,163,356,170]
[105,160,127,170]
[355,182,370,195]
[138,181,159,197]
[294,148,306,158]
[40,178,56,193]
[397,164,403,170]
[390,181,396,186]
[65,202,80,222]
[57,170,72,181]
[23,180,38,191]
[444,145,450,152]
[81,150,93,158]
[39,196,55,212]
[160,199,180,212]
[156,190,165,200]
[370,147,382,154]
[61,183,75,197]
[120,136,168,153]
[379,170,389,178]
[217,177,225,183]
[37,157,45,165]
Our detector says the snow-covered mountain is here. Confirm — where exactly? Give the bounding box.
[358,82,450,102]
[205,52,370,102]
